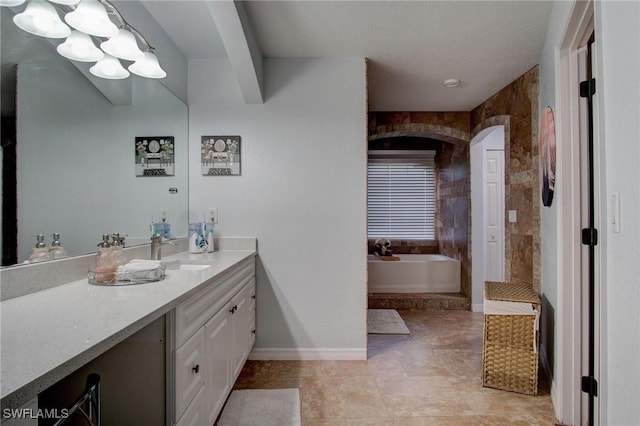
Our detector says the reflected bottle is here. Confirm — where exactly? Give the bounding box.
[49,233,67,259]
[29,234,53,263]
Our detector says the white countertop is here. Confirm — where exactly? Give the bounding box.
[0,249,256,409]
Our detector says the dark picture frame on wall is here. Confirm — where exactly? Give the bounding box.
[135,136,175,177]
[201,136,241,176]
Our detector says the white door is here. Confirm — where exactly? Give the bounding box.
[484,149,505,281]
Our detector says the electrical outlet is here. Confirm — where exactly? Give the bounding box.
[160,209,168,222]
[208,208,218,224]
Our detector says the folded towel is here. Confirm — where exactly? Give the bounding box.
[117,260,166,281]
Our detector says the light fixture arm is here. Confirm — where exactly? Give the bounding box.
[99,0,154,51]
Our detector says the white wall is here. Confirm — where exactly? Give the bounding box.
[537,0,573,419]
[17,59,188,262]
[188,57,368,357]
[595,1,640,424]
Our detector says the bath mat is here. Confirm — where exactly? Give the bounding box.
[367,309,410,334]
[218,388,301,426]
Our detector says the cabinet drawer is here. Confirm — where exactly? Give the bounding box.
[175,328,205,421]
[176,385,205,426]
[175,258,255,347]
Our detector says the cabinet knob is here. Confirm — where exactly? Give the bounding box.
[251,294,256,299]
[192,364,200,374]
[251,329,256,334]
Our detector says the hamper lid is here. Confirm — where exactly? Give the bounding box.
[484,281,540,304]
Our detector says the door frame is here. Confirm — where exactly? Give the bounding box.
[470,125,505,312]
[554,1,597,424]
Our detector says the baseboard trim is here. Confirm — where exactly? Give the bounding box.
[248,347,367,361]
[472,303,484,312]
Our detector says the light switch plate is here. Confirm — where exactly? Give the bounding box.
[611,192,620,233]
[508,210,517,223]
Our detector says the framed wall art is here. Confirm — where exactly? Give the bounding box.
[135,136,175,177]
[539,106,556,207]
[201,136,241,176]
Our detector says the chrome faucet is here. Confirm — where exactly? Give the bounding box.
[150,236,175,260]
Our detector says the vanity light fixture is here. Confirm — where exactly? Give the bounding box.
[129,51,166,79]
[48,0,79,5]
[0,0,25,7]
[3,0,167,80]
[100,27,144,61]
[57,29,104,62]
[90,52,129,79]
[13,0,70,38]
[64,0,117,37]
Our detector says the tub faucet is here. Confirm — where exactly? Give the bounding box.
[150,236,175,260]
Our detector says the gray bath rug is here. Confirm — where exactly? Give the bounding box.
[218,388,301,426]
[367,309,410,334]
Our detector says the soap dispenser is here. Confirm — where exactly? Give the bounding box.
[49,233,67,259]
[111,233,128,268]
[95,234,114,283]
[29,234,53,263]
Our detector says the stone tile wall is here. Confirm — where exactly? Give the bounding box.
[470,66,540,293]
[436,142,471,297]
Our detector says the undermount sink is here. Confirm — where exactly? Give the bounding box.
[164,259,216,271]
[173,264,211,271]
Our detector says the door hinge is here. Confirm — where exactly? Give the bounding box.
[582,228,598,246]
[581,376,598,396]
[580,78,596,97]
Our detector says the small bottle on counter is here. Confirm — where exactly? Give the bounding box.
[111,233,128,268]
[29,234,53,263]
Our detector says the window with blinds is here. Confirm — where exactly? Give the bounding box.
[367,150,436,240]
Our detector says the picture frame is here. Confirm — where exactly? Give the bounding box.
[539,106,556,207]
[201,136,241,176]
[135,136,175,177]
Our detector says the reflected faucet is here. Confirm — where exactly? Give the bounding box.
[150,236,176,260]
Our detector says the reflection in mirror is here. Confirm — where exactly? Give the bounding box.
[0,8,188,267]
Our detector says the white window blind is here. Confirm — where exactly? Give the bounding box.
[367,150,436,240]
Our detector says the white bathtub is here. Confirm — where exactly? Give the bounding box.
[367,254,461,293]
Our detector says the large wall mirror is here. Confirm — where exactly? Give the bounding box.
[1,8,188,267]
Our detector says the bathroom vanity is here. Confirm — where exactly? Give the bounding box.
[0,239,256,425]
[169,255,255,425]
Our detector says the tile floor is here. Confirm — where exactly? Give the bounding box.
[232,310,559,425]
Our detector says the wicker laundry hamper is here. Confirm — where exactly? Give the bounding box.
[482,281,541,396]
